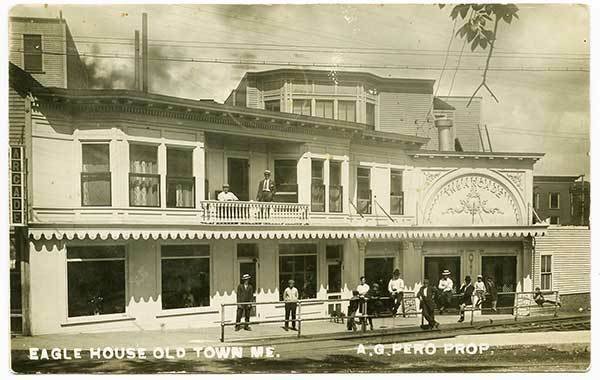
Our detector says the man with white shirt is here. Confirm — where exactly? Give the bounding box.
[388,269,406,317]
[356,276,370,296]
[257,170,276,202]
[437,269,454,314]
[217,184,239,202]
[283,279,299,331]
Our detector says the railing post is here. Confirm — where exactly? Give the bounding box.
[220,303,225,343]
[470,295,474,326]
[361,299,367,333]
[554,291,559,317]
[297,300,302,338]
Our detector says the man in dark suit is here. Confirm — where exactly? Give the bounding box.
[235,274,254,331]
[417,278,440,330]
[256,169,276,202]
[458,275,474,322]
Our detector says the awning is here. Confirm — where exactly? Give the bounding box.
[28,224,549,241]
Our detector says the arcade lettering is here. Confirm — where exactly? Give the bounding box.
[440,176,507,199]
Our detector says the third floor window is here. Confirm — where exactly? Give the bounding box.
[338,101,356,122]
[315,100,333,119]
[292,99,311,116]
[23,34,43,72]
[549,192,560,209]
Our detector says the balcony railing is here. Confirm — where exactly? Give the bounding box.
[198,201,309,224]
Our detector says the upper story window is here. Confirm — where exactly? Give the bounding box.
[81,144,111,206]
[549,192,560,209]
[315,100,333,119]
[533,192,540,209]
[23,34,42,72]
[311,160,325,212]
[329,161,343,213]
[366,103,375,128]
[129,144,160,207]
[338,101,356,122]
[167,148,194,208]
[292,99,311,116]
[540,255,552,290]
[356,167,371,214]
[274,159,298,203]
[264,100,280,112]
[390,169,404,215]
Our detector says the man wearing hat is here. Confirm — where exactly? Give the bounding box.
[217,183,239,202]
[235,273,254,331]
[256,170,276,202]
[458,275,474,322]
[388,269,406,317]
[437,269,454,314]
[283,279,299,331]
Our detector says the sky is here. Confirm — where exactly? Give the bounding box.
[8,3,590,177]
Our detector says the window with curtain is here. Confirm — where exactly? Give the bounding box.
[311,160,325,212]
[161,245,210,309]
[366,103,375,128]
[274,159,298,203]
[292,99,311,116]
[264,100,280,112]
[357,167,371,214]
[81,144,111,206]
[390,170,404,215]
[167,148,195,208]
[129,144,160,207]
[67,246,125,317]
[329,161,343,212]
[338,101,356,122]
[315,100,333,119]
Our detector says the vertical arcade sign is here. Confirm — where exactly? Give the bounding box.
[9,146,26,226]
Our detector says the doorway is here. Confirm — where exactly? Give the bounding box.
[364,257,395,313]
[237,244,258,316]
[424,256,461,292]
[227,158,249,201]
[481,256,517,312]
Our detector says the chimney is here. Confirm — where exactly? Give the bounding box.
[435,118,454,151]
[134,30,140,90]
[142,13,149,93]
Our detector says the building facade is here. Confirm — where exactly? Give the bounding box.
[533,175,590,226]
[19,77,547,335]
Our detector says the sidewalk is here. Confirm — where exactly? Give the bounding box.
[12,312,522,350]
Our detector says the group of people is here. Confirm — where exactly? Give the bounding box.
[217,169,276,202]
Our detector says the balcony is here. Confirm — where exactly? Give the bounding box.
[198,201,309,224]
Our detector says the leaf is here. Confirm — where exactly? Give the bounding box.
[503,14,513,24]
[479,38,488,50]
[471,37,480,51]
[456,23,470,38]
[467,30,477,42]
[450,5,461,20]
[439,4,446,9]
[459,5,469,19]
[482,29,495,41]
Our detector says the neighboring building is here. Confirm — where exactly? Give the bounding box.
[533,175,590,226]
[8,16,89,334]
[534,226,590,311]
[225,69,482,152]
[17,77,547,335]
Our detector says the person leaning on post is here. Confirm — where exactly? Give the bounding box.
[283,279,299,331]
[235,274,254,331]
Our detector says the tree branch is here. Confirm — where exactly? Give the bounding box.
[467,14,500,107]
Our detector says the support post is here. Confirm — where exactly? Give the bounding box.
[220,303,225,342]
[297,301,302,338]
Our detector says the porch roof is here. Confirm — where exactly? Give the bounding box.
[29,224,548,241]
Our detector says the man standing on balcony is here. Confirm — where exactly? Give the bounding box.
[235,274,254,331]
[217,184,239,201]
[257,169,276,202]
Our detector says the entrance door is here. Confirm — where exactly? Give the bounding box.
[482,256,517,312]
[364,257,395,314]
[424,256,461,292]
[227,158,249,201]
[239,261,257,317]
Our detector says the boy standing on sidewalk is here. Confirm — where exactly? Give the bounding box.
[283,279,299,331]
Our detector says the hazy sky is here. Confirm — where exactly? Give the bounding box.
[9,3,590,177]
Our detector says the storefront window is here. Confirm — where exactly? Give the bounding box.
[161,245,210,309]
[279,244,317,299]
[67,246,125,317]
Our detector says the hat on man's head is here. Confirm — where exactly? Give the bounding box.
[393,268,401,275]
[223,183,230,188]
[442,269,451,276]
[264,169,271,175]
[477,274,483,279]
[242,273,251,280]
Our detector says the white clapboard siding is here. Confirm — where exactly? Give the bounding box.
[534,226,590,294]
[9,86,26,145]
[437,96,482,152]
[378,92,434,147]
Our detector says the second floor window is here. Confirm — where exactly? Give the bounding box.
[129,144,160,207]
[533,192,540,209]
[23,34,42,72]
[549,192,560,209]
[264,100,280,112]
[167,148,194,208]
[338,101,356,122]
[315,100,333,119]
[292,99,311,116]
[81,144,111,206]
[366,103,375,128]
[311,160,325,212]
[356,167,371,214]
[329,161,343,213]
[390,170,404,215]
